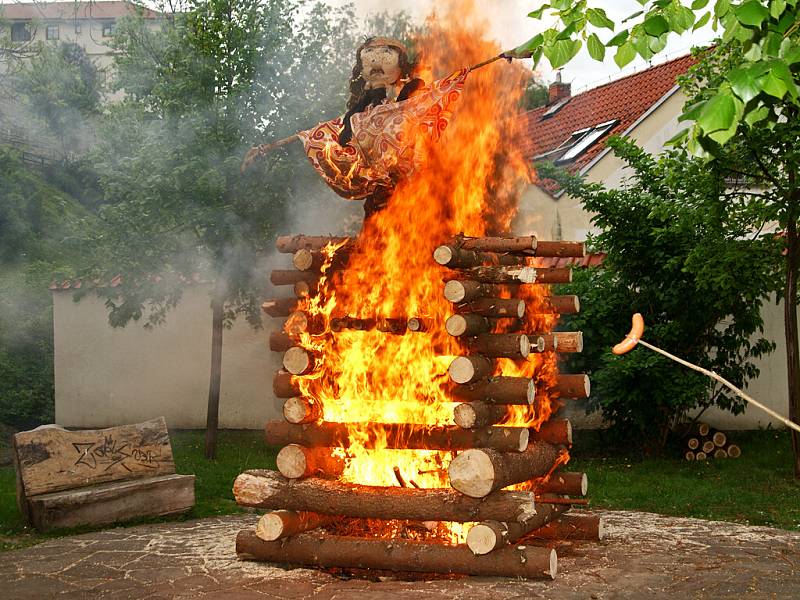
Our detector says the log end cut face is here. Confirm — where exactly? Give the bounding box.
[256,512,286,541]
[443,279,466,302]
[447,448,496,498]
[276,444,309,479]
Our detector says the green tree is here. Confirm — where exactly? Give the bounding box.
[521,76,550,110]
[517,0,800,476]
[546,137,776,446]
[13,42,101,155]
[0,148,88,428]
[83,0,367,458]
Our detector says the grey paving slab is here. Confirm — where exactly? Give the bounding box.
[1,510,798,599]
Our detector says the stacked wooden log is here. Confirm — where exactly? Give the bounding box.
[234,233,601,580]
[683,422,741,460]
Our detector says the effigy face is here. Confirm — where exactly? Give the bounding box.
[359,45,402,90]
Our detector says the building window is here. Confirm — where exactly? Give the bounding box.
[102,21,115,37]
[554,119,620,164]
[11,22,32,42]
[46,23,59,40]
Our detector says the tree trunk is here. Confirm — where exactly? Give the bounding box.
[234,469,539,522]
[236,529,558,579]
[204,284,225,459]
[786,183,800,478]
[447,442,560,498]
[264,421,529,452]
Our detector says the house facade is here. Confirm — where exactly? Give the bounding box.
[2,1,160,71]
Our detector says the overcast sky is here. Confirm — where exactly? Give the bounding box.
[331,0,718,92]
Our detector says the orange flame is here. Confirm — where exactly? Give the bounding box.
[289,1,566,544]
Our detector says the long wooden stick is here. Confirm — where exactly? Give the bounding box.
[636,338,800,434]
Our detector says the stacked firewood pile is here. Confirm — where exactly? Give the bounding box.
[684,422,741,461]
[232,234,603,580]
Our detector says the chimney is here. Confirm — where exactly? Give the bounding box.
[548,71,571,105]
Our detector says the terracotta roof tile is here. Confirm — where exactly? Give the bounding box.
[521,54,696,179]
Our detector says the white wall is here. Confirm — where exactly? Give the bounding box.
[54,284,284,429]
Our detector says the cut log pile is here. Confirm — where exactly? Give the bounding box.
[683,422,741,460]
[234,234,600,580]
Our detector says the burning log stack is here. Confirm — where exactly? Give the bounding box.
[233,233,601,580]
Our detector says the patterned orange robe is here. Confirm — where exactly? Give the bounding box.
[297,69,469,200]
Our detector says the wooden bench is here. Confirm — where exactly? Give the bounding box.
[12,417,195,531]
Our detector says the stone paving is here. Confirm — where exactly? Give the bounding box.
[1,510,798,599]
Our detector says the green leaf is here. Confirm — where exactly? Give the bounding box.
[557,22,578,40]
[506,33,543,59]
[743,105,769,126]
[670,6,697,33]
[782,44,800,65]
[643,14,670,36]
[586,7,615,29]
[551,0,572,9]
[527,5,550,19]
[587,32,606,60]
[693,11,712,30]
[735,0,770,27]
[727,65,767,102]
[763,32,783,56]
[678,101,705,123]
[614,42,637,68]
[770,0,787,19]
[697,92,736,134]
[767,59,799,99]
[714,0,731,18]
[543,38,582,68]
[607,30,629,46]
[691,0,710,8]
[759,69,788,99]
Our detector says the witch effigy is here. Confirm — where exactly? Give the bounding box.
[241,36,522,217]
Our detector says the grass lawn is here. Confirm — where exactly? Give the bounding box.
[0,428,798,552]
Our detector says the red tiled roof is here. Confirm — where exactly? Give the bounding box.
[521,54,696,178]
[2,1,160,20]
[537,253,606,269]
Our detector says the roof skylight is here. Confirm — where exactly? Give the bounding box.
[554,119,619,164]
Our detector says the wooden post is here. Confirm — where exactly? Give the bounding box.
[204,284,225,460]
[445,313,491,337]
[536,472,587,496]
[466,500,569,555]
[434,245,526,269]
[448,441,560,498]
[450,376,535,405]
[236,529,558,579]
[453,402,508,428]
[282,397,322,424]
[264,421,529,452]
[276,235,350,253]
[283,347,315,375]
[234,470,539,523]
[261,298,299,318]
[256,510,333,541]
[467,334,530,359]
[551,374,590,399]
[275,444,345,479]
[448,355,494,384]
[270,270,321,286]
[530,419,572,446]
[458,297,525,318]
[273,370,301,398]
[536,332,583,353]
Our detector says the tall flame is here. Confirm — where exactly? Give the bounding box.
[290,1,564,543]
